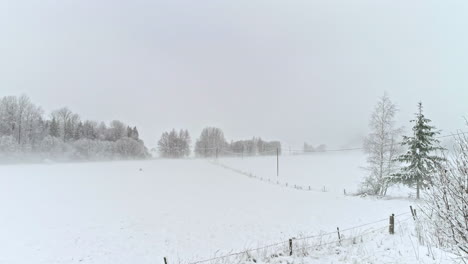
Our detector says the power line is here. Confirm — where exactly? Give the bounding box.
[285,131,468,154]
[156,131,468,156]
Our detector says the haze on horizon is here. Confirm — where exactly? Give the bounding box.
[1,0,467,148]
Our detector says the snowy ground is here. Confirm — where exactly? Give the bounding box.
[217,152,366,194]
[0,154,453,264]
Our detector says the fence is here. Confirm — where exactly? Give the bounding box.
[164,211,414,264]
[211,160,327,192]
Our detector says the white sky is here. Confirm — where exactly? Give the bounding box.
[1,0,467,148]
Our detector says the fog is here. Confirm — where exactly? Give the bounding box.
[1,0,467,148]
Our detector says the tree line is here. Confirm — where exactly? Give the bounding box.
[303,143,327,152]
[157,127,281,158]
[0,95,148,161]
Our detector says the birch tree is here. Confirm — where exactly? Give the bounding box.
[362,94,403,196]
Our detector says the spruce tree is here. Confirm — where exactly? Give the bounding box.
[392,102,444,199]
[127,126,132,138]
[132,127,139,140]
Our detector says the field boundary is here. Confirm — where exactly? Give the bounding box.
[210,159,334,193]
[168,211,413,264]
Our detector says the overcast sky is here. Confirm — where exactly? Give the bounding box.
[1,0,467,148]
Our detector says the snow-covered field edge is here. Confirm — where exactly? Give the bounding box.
[183,217,456,264]
[191,159,459,264]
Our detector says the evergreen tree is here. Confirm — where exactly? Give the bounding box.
[127,126,132,138]
[132,127,139,140]
[392,102,444,199]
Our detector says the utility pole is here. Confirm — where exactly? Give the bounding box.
[277,148,279,177]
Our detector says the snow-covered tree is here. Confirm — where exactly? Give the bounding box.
[74,121,84,140]
[391,102,444,199]
[158,129,191,158]
[49,118,60,138]
[115,138,148,159]
[0,135,18,155]
[422,132,468,260]
[96,122,108,141]
[51,107,76,142]
[362,94,403,196]
[127,126,140,140]
[303,143,315,152]
[39,135,67,158]
[82,120,98,140]
[194,127,227,157]
[108,120,127,141]
[0,96,18,137]
[0,95,149,161]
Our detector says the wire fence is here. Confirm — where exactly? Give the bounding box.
[183,212,413,264]
[211,160,324,192]
[159,132,468,264]
[185,153,418,264]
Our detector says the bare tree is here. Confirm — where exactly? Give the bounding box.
[15,95,30,145]
[194,127,227,157]
[52,107,73,142]
[422,132,468,261]
[0,96,18,136]
[362,94,403,196]
[0,95,149,161]
[108,120,127,141]
[158,129,191,158]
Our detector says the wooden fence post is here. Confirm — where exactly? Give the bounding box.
[337,227,341,245]
[289,238,293,256]
[410,206,416,220]
[410,205,418,220]
[389,214,395,234]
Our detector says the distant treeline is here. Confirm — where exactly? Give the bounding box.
[0,95,148,161]
[158,127,281,158]
[303,142,327,152]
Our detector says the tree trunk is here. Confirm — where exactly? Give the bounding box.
[416,178,420,199]
[18,123,21,145]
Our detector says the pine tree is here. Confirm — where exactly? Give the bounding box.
[392,102,444,199]
[132,127,139,140]
[127,126,132,138]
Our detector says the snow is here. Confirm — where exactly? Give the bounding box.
[217,152,367,194]
[0,153,453,263]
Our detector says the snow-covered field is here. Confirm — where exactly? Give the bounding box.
[0,154,451,263]
[217,152,367,194]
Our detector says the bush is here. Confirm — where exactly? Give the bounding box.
[422,134,468,260]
